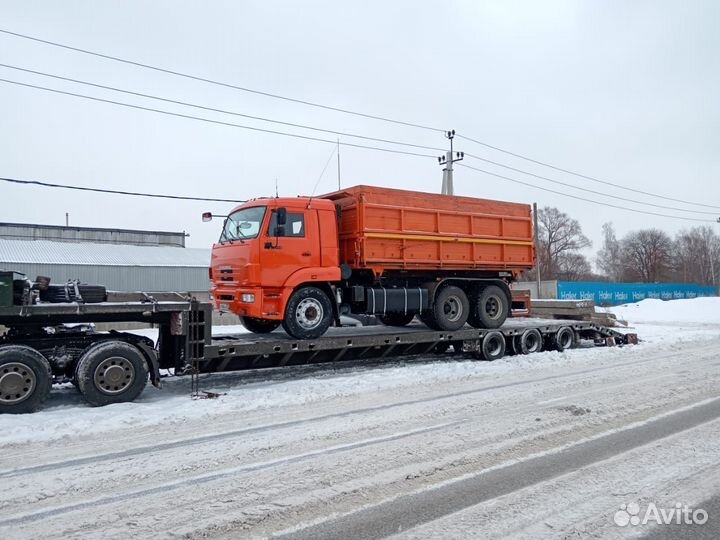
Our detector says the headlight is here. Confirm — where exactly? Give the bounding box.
[241,293,255,303]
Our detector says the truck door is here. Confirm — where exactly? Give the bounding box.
[261,207,321,287]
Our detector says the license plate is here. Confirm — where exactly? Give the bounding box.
[220,303,230,311]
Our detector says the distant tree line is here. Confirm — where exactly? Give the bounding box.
[523,206,720,286]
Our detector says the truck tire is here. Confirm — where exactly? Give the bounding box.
[76,341,149,406]
[378,313,416,327]
[474,331,506,361]
[468,285,508,329]
[518,328,543,354]
[240,316,280,334]
[40,284,107,304]
[282,286,333,339]
[429,286,469,331]
[419,311,441,331]
[552,326,575,352]
[0,345,52,414]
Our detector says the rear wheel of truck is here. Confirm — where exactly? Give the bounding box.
[378,313,416,327]
[429,286,469,331]
[0,346,52,414]
[282,286,333,339]
[468,285,509,329]
[76,341,149,406]
[240,317,281,334]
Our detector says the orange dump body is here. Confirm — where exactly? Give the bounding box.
[322,185,535,277]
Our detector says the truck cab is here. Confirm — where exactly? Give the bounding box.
[210,197,340,334]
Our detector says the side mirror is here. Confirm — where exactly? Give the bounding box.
[276,207,287,226]
[202,212,213,222]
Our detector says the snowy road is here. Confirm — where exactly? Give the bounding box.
[1,298,719,539]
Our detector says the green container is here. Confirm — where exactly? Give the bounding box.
[0,271,14,307]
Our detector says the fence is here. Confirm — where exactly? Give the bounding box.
[556,282,717,306]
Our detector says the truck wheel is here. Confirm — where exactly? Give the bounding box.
[0,346,52,414]
[419,311,441,330]
[468,285,509,329]
[241,317,280,334]
[76,341,149,406]
[282,286,333,339]
[518,328,543,354]
[474,331,506,361]
[378,313,415,327]
[553,327,575,352]
[430,286,469,331]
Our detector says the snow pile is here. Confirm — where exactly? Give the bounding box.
[609,297,720,325]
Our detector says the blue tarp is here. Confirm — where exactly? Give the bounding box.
[556,282,718,306]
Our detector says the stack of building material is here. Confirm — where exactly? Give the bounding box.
[530,299,595,319]
[530,299,628,327]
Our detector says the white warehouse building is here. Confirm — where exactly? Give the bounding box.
[0,222,211,293]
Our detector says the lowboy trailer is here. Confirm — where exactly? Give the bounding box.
[0,298,635,414]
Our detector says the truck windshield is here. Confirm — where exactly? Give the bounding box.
[220,206,267,243]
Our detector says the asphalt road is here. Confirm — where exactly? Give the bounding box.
[281,398,720,540]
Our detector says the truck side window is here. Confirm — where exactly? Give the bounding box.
[269,211,305,237]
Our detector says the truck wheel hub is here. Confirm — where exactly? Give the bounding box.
[94,357,135,395]
[0,362,36,404]
[443,296,463,322]
[296,298,323,329]
[484,295,502,319]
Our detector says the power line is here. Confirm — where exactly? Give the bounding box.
[0,176,246,202]
[463,153,718,216]
[0,78,437,159]
[0,27,442,134]
[0,63,445,153]
[2,27,716,210]
[457,163,717,223]
[458,134,720,210]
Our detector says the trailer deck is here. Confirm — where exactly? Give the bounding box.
[200,317,632,373]
[0,299,637,412]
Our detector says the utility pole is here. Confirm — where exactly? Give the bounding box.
[533,202,541,298]
[337,138,341,190]
[438,129,464,195]
[65,213,69,227]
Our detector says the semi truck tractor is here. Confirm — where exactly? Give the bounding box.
[209,185,536,339]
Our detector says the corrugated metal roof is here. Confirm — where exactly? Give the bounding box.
[0,239,210,267]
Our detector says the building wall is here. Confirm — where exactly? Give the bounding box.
[513,280,558,299]
[8,263,210,292]
[0,222,186,247]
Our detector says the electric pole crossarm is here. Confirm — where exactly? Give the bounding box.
[438,129,464,195]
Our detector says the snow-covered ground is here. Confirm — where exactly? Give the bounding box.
[1,297,718,539]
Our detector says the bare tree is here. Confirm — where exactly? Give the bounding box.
[537,207,592,280]
[621,229,673,282]
[556,252,593,280]
[672,226,720,286]
[596,222,623,281]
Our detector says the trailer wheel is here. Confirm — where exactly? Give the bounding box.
[0,346,52,414]
[468,285,508,329]
[518,328,543,354]
[240,317,281,334]
[378,313,416,327]
[429,286,469,331]
[553,327,575,352]
[76,341,149,406]
[282,286,333,339]
[474,331,506,361]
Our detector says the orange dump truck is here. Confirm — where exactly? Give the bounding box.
[210,185,535,339]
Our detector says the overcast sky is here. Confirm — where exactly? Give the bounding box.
[1,1,718,257]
